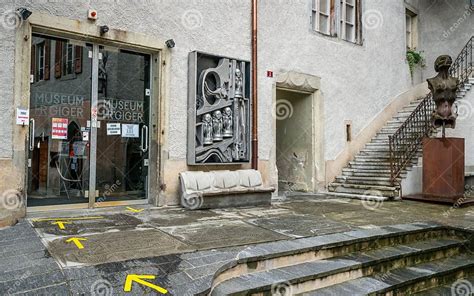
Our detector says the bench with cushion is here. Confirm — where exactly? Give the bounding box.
[179,169,275,210]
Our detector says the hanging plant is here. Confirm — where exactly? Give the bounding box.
[406,49,425,76]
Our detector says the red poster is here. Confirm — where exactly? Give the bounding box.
[52,118,68,140]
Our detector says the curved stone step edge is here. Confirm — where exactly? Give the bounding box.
[210,238,466,296]
[412,276,474,296]
[301,255,474,296]
[195,223,456,295]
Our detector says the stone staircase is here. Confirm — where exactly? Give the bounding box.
[328,76,474,199]
[202,222,473,295]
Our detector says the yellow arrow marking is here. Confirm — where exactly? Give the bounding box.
[52,221,71,230]
[124,274,167,294]
[126,207,144,213]
[33,216,104,222]
[66,237,87,249]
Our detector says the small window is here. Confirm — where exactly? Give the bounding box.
[345,122,352,142]
[36,42,45,81]
[340,0,356,42]
[312,0,361,43]
[63,43,75,76]
[30,39,51,83]
[312,0,334,35]
[406,9,418,49]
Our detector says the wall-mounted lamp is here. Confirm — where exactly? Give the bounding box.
[17,8,32,21]
[165,39,175,49]
[100,25,109,35]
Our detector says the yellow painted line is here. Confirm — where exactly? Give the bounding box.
[31,216,105,222]
[126,207,144,213]
[124,275,168,294]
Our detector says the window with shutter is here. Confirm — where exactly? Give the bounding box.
[312,0,334,35]
[36,42,45,82]
[312,0,361,44]
[54,40,63,78]
[340,0,356,43]
[63,43,74,76]
[406,9,417,49]
[44,40,51,80]
[74,46,82,74]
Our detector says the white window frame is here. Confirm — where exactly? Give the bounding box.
[340,0,356,43]
[405,9,418,49]
[36,42,45,82]
[312,0,361,44]
[63,43,75,76]
[312,0,332,35]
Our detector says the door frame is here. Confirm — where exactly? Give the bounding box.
[22,12,166,210]
[273,71,325,194]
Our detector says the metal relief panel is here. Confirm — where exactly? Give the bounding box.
[187,51,251,165]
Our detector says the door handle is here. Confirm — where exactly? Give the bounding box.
[29,118,35,151]
[141,125,149,152]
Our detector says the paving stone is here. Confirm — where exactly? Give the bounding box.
[246,214,352,238]
[14,283,71,296]
[0,260,60,283]
[0,197,471,295]
[31,214,143,236]
[46,229,193,266]
[182,250,238,267]
[0,270,66,295]
[158,220,289,250]
[0,255,54,273]
[185,260,233,280]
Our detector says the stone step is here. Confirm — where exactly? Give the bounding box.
[202,223,459,294]
[211,234,468,295]
[365,142,390,147]
[341,168,407,176]
[328,182,399,197]
[348,162,392,170]
[413,276,474,295]
[304,254,474,296]
[341,172,406,179]
[355,155,390,160]
[358,151,391,157]
[335,176,395,186]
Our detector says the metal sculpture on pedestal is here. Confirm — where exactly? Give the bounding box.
[427,55,459,136]
[187,51,251,164]
[420,55,466,204]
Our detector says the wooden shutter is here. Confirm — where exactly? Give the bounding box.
[54,40,63,78]
[356,0,362,44]
[30,45,36,83]
[74,46,83,74]
[44,40,51,80]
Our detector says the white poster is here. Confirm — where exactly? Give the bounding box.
[16,108,29,125]
[121,124,139,138]
[107,123,121,135]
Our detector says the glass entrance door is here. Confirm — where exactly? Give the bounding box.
[28,34,92,206]
[94,48,151,203]
[27,34,152,207]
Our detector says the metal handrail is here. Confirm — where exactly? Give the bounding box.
[389,36,473,185]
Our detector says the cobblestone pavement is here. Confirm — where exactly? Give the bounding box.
[0,196,472,295]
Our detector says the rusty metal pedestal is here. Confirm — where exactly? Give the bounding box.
[404,137,473,207]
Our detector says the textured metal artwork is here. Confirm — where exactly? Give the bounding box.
[427,55,459,131]
[188,52,251,164]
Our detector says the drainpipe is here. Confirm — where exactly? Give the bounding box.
[251,0,258,170]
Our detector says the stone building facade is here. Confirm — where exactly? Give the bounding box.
[0,0,472,214]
